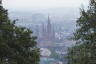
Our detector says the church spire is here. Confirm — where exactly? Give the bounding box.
[47,15,51,33]
[0,0,2,5]
[48,15,51,25]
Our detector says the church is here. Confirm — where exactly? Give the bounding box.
[37,16,56,47]
[42,16,55,41]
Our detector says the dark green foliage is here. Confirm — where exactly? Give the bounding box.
[0,2,40,64]
[68,0,96,64]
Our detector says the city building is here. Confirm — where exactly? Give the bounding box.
[37,16,56,47]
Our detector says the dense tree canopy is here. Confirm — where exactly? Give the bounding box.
[0,1,40,64]
[68,0,96,64]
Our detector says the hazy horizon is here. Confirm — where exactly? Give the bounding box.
[3,0,89,11]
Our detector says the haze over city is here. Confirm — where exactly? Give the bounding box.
[3,0,89,11]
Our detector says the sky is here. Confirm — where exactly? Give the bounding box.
[3,0,89,10]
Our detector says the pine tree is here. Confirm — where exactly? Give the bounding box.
[0,1,40,64]
[68,0,96,64]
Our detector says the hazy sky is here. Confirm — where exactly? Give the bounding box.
[3,0,89,10]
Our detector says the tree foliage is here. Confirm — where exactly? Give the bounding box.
[68,0,96,64]
[0,2,40,64]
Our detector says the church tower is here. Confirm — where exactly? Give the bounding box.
[46,15,54,41]
[0,0,2,5]
[47,16,52,34]
[42,23,46,37]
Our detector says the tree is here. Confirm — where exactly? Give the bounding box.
[68,0,96,64]
[0,1,40,64]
